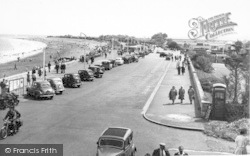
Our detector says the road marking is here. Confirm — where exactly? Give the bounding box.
[141,61,171,114]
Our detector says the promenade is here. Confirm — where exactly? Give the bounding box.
[143,54,206,131]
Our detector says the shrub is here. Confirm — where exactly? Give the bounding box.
[199,77,223,93]
[225,103,247,122]
[191,52,214,73]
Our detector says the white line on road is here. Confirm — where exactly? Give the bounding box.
[141,61,171,114]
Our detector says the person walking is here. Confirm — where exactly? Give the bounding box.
[234,128,249,155]
[91,57,94,64]
[176,60,181,75]
[152,143,170,156]
[188,86,195,104]
[169,86,177,104]
[27,72,31,87]
[48,61,51,72]
[105,53,107,58]
[55,62,59,74]
[38,67,42,77]
[60,63,64,73]
[14,63,17,70]
[178,87,185,103]
[181,62,185,75]
[174,146,188,156]
[32,73,36,83]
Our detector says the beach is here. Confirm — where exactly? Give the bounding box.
[0,37,47,64]
[0,36,106,78]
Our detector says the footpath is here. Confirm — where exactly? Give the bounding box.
[143,54,206,131]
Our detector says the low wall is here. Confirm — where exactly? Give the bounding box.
[188,57,211,118]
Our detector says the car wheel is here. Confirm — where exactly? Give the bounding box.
[78,85,81,88]
[50,96,53,100]
[60,91,63,95]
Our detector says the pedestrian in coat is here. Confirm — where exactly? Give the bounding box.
[169,86,177,104]
[105,53,107,58]
[234,128,249,155]
[91,57,94,64]
[178,87,185,103]
[152,143,170,156]
[55,63,59,74]
[181,62,185,75]
[176,61,181,75]
[32,73,36,83]
[27,72,31,86]
[188,86,195,104]
[48,61,51,72]
[38,68,42,77]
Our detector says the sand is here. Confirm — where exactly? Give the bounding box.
[0,36,107,78]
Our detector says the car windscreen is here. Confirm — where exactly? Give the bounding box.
[54,79,63,84]
[40,83,51,88]
[99,138,123,149]
[73,74,80,79]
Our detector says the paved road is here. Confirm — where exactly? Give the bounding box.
[0,53,235,155]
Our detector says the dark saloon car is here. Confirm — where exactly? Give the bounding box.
[62,73,82,88]
[159,52,167,57]
[122,55,133,64]
[96,127,136,156]
[78,69,94,81]
[88,66,104,78]
[47,77,65,95]
[26,81,55,100]
[108,59,117,68]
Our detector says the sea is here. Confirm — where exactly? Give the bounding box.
[0,35,47,64]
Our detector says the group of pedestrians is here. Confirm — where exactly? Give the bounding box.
[144,143,188,156]
[55,61,66,74]
[169,86,195,104]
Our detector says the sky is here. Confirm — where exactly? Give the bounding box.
[0,0,249,41]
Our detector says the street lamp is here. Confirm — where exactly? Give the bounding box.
[43,47,46,81]
[80,32,87,69]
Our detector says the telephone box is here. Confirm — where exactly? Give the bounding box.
[210,83,227,121]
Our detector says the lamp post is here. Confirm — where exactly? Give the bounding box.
[80,33,87,69]
[43,47,46,81]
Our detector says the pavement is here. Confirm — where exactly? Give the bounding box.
[143,52,206,131]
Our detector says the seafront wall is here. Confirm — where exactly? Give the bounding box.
[188,57,212,118]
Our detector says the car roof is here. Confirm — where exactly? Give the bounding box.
[100,127,132,140]
[35,81,50,84]
[47,77,62,81]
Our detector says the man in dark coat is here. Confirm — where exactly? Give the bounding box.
[178,86,185,103]
[152,143,170,156]
[188,86,195,104]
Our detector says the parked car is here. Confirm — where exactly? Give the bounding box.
[47,77,65,95]
[93,62,105,72]
[108,59,117,68]
[165,54,172,60]
[122,55,133,64]
[159,52,167,57]
[88,66,104,78]
[131,55,139,62]
[62,73,82,88]
[78,69,94,81]
[96,127,137,156]
[98,60,113,70]
[115,57,124,65]
[26,81,55,100]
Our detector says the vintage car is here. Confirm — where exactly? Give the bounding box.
[47,77,65,94]
[93,62,106,72]
[88,66,104,78]
[96,127,136,156]
[78,69,94,81]
[26,81,55,100]
[97,60,113,70]
[131,55,139,62]
[108,59,117,68]
[115,57,124,65]
[62,73,82,88]
[159,52,167,57]
[122,55,133,64]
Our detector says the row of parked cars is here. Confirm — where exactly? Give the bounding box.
[26,53,144,100]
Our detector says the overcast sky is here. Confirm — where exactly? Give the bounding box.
[0,0,249,40]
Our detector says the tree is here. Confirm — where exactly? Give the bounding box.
[232,40,243,54]
[225,54,244,103]
[151,33,168,47]
[167,41,180,50]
